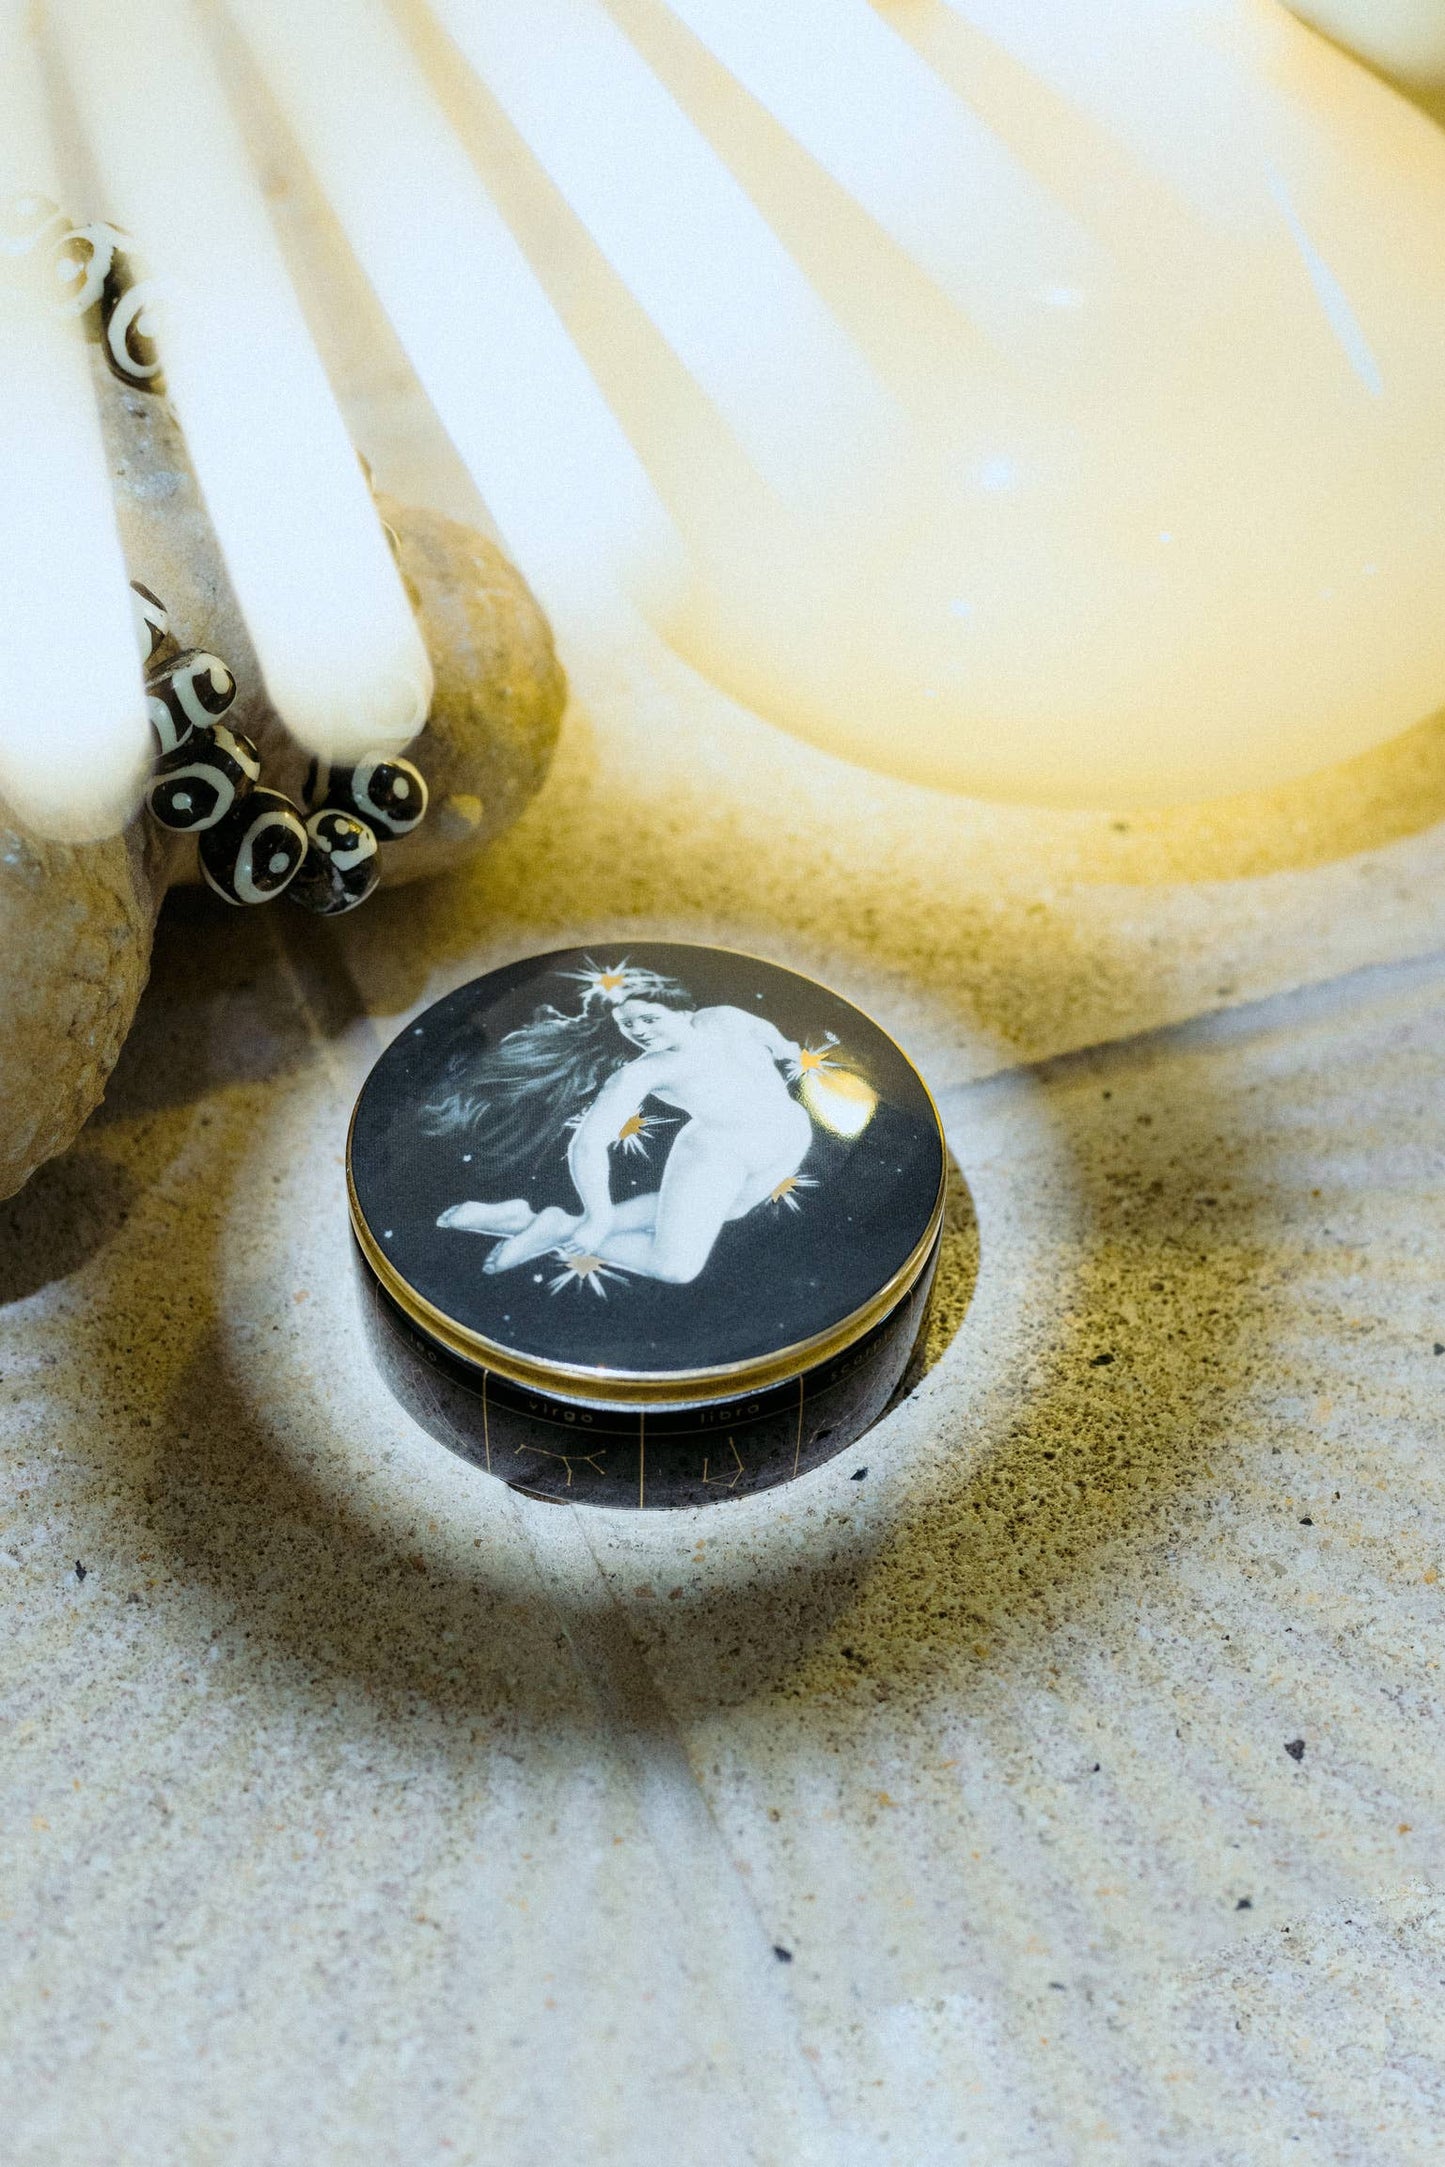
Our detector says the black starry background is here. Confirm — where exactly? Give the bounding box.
[349,945,943,1376]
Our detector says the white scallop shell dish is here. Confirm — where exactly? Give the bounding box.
[248,0,1445,807]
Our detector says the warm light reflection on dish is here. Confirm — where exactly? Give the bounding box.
[801,1064,879,1139]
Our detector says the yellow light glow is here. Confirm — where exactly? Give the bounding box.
[640,0,1445,803]
[801,1067,878,1140]
[385,0,1445,805]
[1285,0,1445,88]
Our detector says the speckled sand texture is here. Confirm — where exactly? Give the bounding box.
[3,626,1445,2162]
[8,70,1445,2147]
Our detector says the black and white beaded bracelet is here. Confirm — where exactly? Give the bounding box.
[2,190,164,392]
[133,580,428,914]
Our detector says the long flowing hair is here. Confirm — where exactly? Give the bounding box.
[422,962,691,1162]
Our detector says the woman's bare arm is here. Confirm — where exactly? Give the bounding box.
[706,1006,801,1068]
[566,1059,662,1222]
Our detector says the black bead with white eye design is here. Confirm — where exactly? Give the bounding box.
[130,581,177,671]
[199,789,307,906]
[145,722,261,832]
[288,809,381,916]
[48,221,125,321]
[102,269,164,394]
[307,752,428,838]
[128,565,419,913]
[145,650,237,755]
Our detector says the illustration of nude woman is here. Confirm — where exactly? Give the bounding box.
[434,989,814,1286]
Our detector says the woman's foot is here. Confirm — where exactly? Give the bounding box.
[485,1205,580,1273]
[437,1198,533,1235]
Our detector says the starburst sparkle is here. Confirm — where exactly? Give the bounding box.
[614,1110,671,1158]
[561,957,637,1008]
[793,1030,840,1076]
[769,1175,818,1213]
[548,1251,630,1297]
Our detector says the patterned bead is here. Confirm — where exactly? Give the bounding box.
[287,809,380,916]
[199,789,307,906]
[101,269,164,394]
[145,650,237,755]
[48,221,125,321]
[145,723,260,832]
[306,752,428,839]
[130,582,177,671]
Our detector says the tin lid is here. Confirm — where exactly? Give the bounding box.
[348,944,945,1408]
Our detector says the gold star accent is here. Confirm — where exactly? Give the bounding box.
[769,1175,817,1212]
[548,1252,629,1297]
[614,1110,671,1158]
[562,957,636,1006]
[794,1030,841,1076]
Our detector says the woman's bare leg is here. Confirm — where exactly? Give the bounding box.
[592,1114,811,1282]
[485,1205,580,1272]
[484,1192,660,1274]
[437,1198,533,1235]
[725,1108,813,1218]
[590,1133,742,1283]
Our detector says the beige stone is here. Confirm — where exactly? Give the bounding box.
[102,382,565,892]
[364,494,566,890]
[0,818,159,1199]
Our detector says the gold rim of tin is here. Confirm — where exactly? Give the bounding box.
[346,945,948,1410]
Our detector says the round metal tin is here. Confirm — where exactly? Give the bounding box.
[348,944,945,1506]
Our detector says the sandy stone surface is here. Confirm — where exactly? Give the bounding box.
[0,816,160,1201]
[366,495,565,888]
[8,75,1445,2146]
[2,625,1445,2160]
